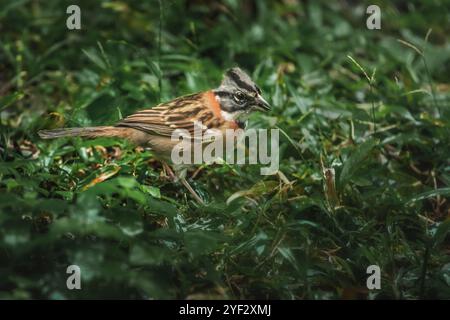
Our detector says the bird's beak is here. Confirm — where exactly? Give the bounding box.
[254,94,271,112]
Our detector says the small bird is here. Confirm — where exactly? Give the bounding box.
[38,67,271,203]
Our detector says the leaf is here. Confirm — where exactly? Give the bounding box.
[229,232,268,256]
[143,57,162,79]
[141,185,161,198]
[347,55,371,83]
[322,166,340,209]
[339,139,378,189]
[227,180,278,204]
[0,92,24,110]
[82,165,121,191]
[85,94,118,124]
[130,244,171,265]
[184,230,224,256]
[277,247,299,271]
[0,0,30,18]
[34,199,69,214]
[147,198,178,217]
[397,39,423,56]
[431,219,450,248]
[277,126,303,159]
[407,187,450,204]
[82,48,107,70]
[116,177,137,189]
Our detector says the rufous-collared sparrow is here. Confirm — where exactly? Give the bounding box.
[38,67,271,203]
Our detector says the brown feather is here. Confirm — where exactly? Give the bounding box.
[116,91,227,137]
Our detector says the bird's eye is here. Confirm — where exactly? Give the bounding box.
[233,91,246,104]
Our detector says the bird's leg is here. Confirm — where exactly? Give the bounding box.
[162,161,178,181]
[191,165,204,179]
[162,162,204,204]
[180,177,205,204]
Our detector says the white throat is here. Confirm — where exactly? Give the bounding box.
[220,110,242,121]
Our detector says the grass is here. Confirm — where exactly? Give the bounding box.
[0,0,449,299]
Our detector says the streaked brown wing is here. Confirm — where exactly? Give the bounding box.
[116,92,220,137]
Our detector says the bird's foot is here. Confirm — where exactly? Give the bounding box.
[161,162,204,204]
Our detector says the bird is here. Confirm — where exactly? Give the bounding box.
[38,67,271,203]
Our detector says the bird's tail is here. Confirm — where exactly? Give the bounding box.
[38,126,126,139]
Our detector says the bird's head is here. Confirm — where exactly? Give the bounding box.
[214,67,270,120]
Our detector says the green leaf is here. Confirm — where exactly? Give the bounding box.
[85,94,117,124]
[432,219,450,248]
[339,138,378,189]
[407,188,450,204]
[277,247,299,271]
[82,48,107,70]
[184,230,224,256]
[130,244,171,265]
[147,198,178,217]
[144,57,162,79]
[141,185,161,198]
[0,92,24,110]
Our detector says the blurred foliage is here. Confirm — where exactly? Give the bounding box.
[0,0,449,299]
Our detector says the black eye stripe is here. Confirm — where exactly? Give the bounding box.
[215,91,233,98]
[215,90,250,102]
[228,70,257,93]
[214,89,253,112]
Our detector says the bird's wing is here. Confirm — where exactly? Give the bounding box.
[116,92,225,138]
